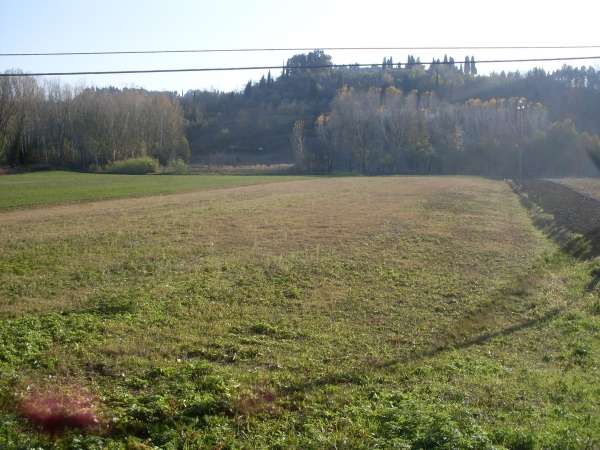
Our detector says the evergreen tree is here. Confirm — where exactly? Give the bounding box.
[244,81,252,97]
[470,56,478,75]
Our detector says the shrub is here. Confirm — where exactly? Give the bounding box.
[250,322,278,336]
[104,157,159,175]
[164,158,189,175]
[87,163,102,173]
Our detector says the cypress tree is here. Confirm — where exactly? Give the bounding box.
[470,56,478,75]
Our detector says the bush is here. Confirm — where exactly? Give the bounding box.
[164,158,189,175]
[104,157,159,175]
[87,163,102,173]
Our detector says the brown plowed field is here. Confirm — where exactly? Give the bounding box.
[520,179,600,255]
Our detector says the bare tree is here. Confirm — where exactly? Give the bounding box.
[291,119,305,170]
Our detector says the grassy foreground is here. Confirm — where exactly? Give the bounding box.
[0,171,305,210]
[0,176,598,448]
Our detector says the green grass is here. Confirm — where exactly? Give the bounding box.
[0,171,306,210]
[0,176,598,449]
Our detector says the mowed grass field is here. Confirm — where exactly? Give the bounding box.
[0,174,599,448]
[0,171,307,210]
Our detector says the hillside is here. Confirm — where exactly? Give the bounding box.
[3,52,600,177]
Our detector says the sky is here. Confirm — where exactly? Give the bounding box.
[1,0,600,93]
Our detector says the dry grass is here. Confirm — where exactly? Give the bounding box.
[0,177,538,317]
[190,163,294,174]
[0,176,546,369]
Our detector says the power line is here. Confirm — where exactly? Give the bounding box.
[1,55,600,78]
[3,45,600,57]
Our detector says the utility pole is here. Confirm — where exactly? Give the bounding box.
[517,99,526,183]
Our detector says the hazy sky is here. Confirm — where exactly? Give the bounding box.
[1,0,599,92]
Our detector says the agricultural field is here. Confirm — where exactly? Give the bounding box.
[520,179,600,257]
[0,175,599,448]
[554,177,600,202]
[0,171,306,210]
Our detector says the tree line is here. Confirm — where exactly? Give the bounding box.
[2,50,600,177]
[294,86,600,177]
[0,74,189,169]
[181,51,600,176]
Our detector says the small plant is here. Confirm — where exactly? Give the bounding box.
[104,157,159,175]
[250,322,278,336]
[164,158,189,175]
[234,384,280,418]
[87,163,102,173]
[572,343,590,361]
[590,298,600,315]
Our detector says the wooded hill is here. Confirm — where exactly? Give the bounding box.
[2,50,600,176]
